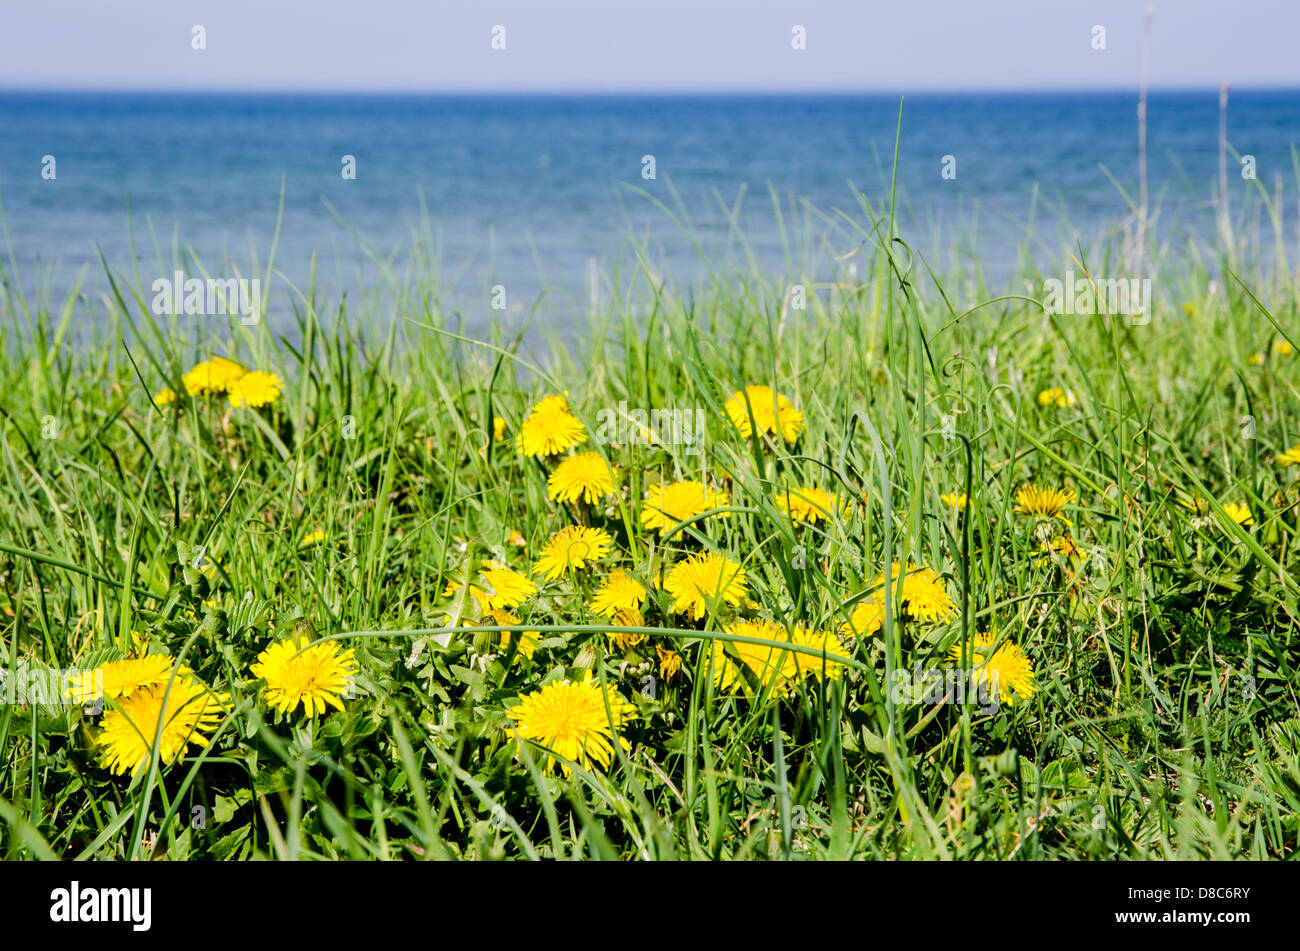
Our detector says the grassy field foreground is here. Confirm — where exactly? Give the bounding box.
[2,212,1300,861]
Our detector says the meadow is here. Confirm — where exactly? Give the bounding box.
[1,181,1299,861]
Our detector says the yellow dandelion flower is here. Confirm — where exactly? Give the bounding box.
[663,551,748,620]
[606,607,648,649]
[515,394,587,457]
[724,384,805,443]
[249,633,360,717]
[641,480,729,534]
[949,631,1037,706]
[1014,484,1075,520]
[869,562,955,622]
[153,387,177,406]
[182,357,245,396]
[1037,387,1076,408]
[787,626,850,682]
[548,451,618,504]
[1276,444,1300,467]
[893,563,955,623]
[478,560,539,607]
[69,655,177,702]
[657,646,682,681]
[95,675,228,776]
[300,529,326,547]
[774,486,844,523]
[227,370,283,408]
[444,560,539,612]
[841,597,885,638]
[1042,535,1084,559]
[843,563,954,634]
[590,569,647,618]
[487,610,541,660]
[493,416,507,441]
[441,576,487,612]
[507,530,526,547]
[532,526,612,581]
[505,671,634,775]
[1274,339,1293,356]
[1222,502,1253,526]
[710,619,798,697]
[940,492,970,510]
[1035,536,1086,572]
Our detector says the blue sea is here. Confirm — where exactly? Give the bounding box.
[1,90,1296,332]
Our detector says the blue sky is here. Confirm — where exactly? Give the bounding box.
[2,0,1297,92]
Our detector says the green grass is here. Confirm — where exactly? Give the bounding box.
[2,175,1300,861]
